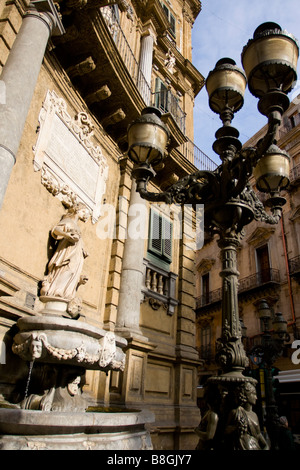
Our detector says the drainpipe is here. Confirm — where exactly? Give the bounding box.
[0,0,64,210]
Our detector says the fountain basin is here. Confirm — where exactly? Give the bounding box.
[12,315,127,371]
[0,408,154,450]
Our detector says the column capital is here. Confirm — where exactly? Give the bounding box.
[26,0,65,36]
[140,21,157,44]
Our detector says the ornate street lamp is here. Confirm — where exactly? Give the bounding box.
[249,300,290,449]
[127,23,298,449]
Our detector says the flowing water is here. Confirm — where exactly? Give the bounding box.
[24,360,34,398]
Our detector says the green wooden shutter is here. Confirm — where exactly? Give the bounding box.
[155,78,169,113]
[162,217,172,262]
[149,209,162,257]
[160,3,176,37]
[148,209,172,265]
[169,13,176,37]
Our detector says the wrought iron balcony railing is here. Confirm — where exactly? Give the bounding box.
[290,163,300,184]
[101,6,151,105]
[196,287,222,308]
[101,6,217,172]
[152,90,186,134]
[289,255,300,276]
[238,268,280,294]
[196,268,280,310]
[179,137,218,171]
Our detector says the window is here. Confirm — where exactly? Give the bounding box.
[200,325,212,361]
[161,2,176,37]
[147,208,173,270]
[291,112,300,128]
[155,78,169,114]
[256,244,271,283]
[202,273,210,305]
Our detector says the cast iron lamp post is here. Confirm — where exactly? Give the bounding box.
[250,300,290,449]
[126,22,298,449]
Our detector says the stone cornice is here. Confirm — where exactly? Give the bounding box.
[182,0,202,25]
[246,226,276,246]
[131,0,170,35]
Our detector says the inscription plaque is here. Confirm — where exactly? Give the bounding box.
[33,90,109,223]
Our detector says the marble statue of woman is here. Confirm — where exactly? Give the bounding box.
[41,203,89,302]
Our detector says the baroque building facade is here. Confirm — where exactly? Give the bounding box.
[0,0,216,450]
[195,97,300,437]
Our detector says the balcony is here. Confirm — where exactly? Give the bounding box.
[199,344,213,363]
[238,268,280,296]
[142,259,178,316]
[289,255,300,281]
[152,89,186,134]
[196,287,222,309]
[101,6,152,106]
[290,163,300,187]
[53,6,150,151]
[53,4,210,170]
[101,7,187,134]
[179,138,217,171]
[196,268,280,312]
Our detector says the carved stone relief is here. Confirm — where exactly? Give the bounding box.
[33,90,109,223]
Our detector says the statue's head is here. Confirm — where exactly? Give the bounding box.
[235,381,257,406]
[29,333,46,359]
[65,202,90,222]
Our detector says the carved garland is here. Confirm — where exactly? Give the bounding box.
[12,331,126,371]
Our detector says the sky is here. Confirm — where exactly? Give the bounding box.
[192,0,300,165]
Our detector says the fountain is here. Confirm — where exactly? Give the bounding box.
[0,204,154,450]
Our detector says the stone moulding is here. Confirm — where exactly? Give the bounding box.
[12,316,127,372]
[33,89,109,223]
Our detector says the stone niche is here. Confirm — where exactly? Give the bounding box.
[33,90,109,223]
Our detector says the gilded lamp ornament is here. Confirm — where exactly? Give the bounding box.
[127,22,299,449]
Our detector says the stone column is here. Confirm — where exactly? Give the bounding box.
[116,181,147,340]
[0,0,64,209]
[138,29,155,105]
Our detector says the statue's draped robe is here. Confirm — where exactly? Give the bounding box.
[44,217,87,300]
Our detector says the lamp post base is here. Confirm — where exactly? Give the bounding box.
[197,373,269,450]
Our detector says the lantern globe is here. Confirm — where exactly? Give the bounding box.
[254,144,290,193]
[206,58,247,115]
[258,299,272,320]
[272,312,287,335]
[127,107,169,167]
[242,22,299,98]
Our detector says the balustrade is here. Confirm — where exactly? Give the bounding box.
[143,260,178,315]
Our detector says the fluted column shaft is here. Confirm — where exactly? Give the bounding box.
[116,181,147,338]
[138,31,155,105]
[0,0,64,209]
